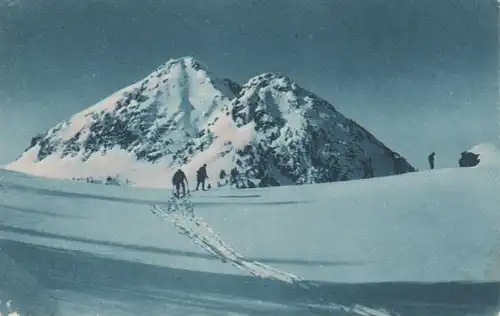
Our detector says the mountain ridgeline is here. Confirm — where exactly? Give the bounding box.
[8,57,416,188]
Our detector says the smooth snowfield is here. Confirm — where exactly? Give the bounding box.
[0,162,499,315]
[469,141,500,167]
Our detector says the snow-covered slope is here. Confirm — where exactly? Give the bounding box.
[468,141,500,166]
[0,161,499,315]
[6,57,415,188]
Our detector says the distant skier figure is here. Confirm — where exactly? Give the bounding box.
[428,152,435,169]
[172,169,188,197]
[196,164,209,191]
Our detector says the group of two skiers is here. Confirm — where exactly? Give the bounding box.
[172,164,209,197]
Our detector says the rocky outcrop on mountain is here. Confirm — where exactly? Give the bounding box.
[218,73,414,188]
[458,151,481,167]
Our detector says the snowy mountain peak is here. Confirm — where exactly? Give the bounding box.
[232,72,336,129]
[155,56,208,73]
[241,73,302,101]
[7,58,415,188]
[246,72,292,86]
[151,56,213,88]
[13,57,237,166]
[225,75,415,188]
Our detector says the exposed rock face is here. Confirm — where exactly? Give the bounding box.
[222,73,414,188]
[459,151,480,167]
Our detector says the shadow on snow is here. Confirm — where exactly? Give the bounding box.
[0,223,363,267]
[2,239,499,316]
[0,182,306,207]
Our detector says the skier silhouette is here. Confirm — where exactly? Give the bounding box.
[196,164,209,191]
[172,169,188,197]
[428,152,435,169]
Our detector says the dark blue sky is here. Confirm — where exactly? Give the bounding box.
[0,0,497,169]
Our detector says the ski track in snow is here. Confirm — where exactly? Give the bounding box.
[151,197,312,287]
[149,196,397,316]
